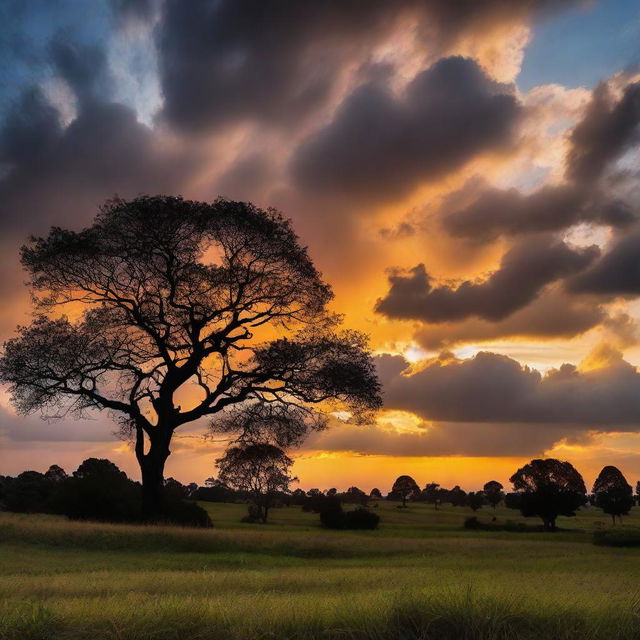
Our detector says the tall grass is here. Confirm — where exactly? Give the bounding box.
[2,504,640,639]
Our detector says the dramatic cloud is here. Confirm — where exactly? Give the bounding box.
[439,80,640,242]
[376,236,598,322]
[570,227,640,295]
[291,56,520,203]
[566,82,640,185]
[157,0,576,133]
[378,350,640,427]
[304,419,593,458]
[441,182,634,242]
[414,288,607,349]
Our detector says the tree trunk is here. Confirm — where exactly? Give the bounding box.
[138,435,171,520]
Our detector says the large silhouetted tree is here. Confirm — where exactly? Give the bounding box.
[593,465,633,525]
[216,442,295,523]
[0,196,381,517]
[390,475,420,507]
[508,459,587,531]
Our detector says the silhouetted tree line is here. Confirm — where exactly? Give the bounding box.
[0,458,211,527]
[382,459,635,531]
[1,456,636,533]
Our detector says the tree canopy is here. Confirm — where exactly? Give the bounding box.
[216,442,296,523]
[508,458,587,531]
[390,475,420,507]
[0,196,381,516]
[592,465,633,524]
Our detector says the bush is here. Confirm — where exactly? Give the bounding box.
[593,529,640,547]
[320,504,379,530]
[343,507,380,530]
[163,499,213,528]
[463,516,548,532]
[240,504,263,523]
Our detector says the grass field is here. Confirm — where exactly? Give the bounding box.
[2,501,640,639]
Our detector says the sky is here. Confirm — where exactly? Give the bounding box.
[2,0,640,493]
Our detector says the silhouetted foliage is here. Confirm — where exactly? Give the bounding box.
[389,475,420,507]
[0,195,382,517]
[448,485,467,507]
[216,442,296,523]
[193,478,236,503]
[370,487,382,499]
[467,491,485,511]
[421,482,441,509]
[483,480,504,508]
[319,500,379,530]
[53,458,142,522]
[593,465,633,524]
[1,470,53,513]
[343,486,368,505]
[508,458,587,531]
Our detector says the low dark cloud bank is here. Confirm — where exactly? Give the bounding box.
[378,351,640,427]
[376,236,598,322]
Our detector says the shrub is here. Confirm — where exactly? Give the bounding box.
[320,504,379,530]
[163,499,213,528]
[343,507,380,530]
[593,529,640,547]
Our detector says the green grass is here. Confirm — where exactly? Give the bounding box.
[2,502,640,639]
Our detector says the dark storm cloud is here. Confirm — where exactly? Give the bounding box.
[569,228,640,296]
[566,82,640,185]
[414,288,607,349]
[375,236,598,323]
[440,81,640,241]
[378,351,640,427]
[291,57,520,203]
[156,0,577,134]
[303,419,593,458]
[441,182,635,242]
[0,93,196,235]
[49,37,111,105]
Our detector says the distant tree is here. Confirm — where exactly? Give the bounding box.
[344,486,368,505]
[216,442,296,523]
[326,488,338,497]
[508,459,587,531]
[467,491,485,512]
[44,465,68,483]
[370,487,382,499]
[636,481,640,506]
[448,485,467,507]
[54,458,142,522]
[593,466,633,525]
[422,483,441,510]
[195,478,235,503]
[390,475,420,507]
[483,480,504,509]
[0,196,381,518]
[2,471,51,513]
[164,477,189,501]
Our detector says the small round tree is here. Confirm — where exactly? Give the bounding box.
[390,475,420,508]
[216,442,296,523]
[483,480,504,509]
[508,458,587,531]
[593,465,633,525]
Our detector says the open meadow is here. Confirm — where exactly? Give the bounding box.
[2,501,640,640]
